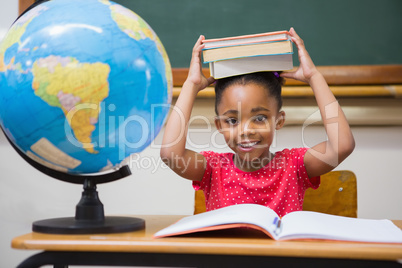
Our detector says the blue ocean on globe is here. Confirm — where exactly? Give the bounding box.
[0,0,173,174]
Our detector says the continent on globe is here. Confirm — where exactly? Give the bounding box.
[32,55,110,154]
[0,5,48,72]
[29,137,82,172]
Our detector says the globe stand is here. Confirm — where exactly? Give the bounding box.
[2,128,145,234]
[32,169,145,234]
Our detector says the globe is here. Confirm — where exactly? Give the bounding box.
[0,0,172,175]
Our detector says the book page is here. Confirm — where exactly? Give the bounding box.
[154,204,279,238]
[280,211,402,243]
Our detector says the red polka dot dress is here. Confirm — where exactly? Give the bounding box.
[193,148,320,218]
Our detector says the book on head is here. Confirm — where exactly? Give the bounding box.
[203,40,293,63]
[202,30,291,49]
[209,54,293,79]
[202,30,294,79]
[154,203,402,244]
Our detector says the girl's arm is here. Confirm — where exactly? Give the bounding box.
[281,28,355,178]
[160,35,215,181]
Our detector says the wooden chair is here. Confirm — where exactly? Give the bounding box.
[194,170,357,217]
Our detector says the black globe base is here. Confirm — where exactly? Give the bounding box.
[32,216,145,234]
[28,166,145,235]
[31,175,146,234]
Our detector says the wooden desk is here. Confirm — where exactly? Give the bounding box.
[12,215,402,268]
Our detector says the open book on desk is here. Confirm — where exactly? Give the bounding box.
[154,204,402,243]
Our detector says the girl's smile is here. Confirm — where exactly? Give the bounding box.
[238,140,260,151]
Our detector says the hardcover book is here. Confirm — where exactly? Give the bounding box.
[203,40,293,63]
[202,30,290,49]
[209,54,293,79]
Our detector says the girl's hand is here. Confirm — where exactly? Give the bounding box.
[186,35,215,92]
[281,27,319,84]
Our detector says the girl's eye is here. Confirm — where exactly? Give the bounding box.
[225,118,238,125]
[254,115,267,122]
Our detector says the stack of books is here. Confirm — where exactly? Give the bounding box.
[202,30,293,79]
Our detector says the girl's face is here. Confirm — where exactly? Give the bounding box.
[215,82,285,172]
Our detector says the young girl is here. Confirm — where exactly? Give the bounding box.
[160,28,355,217]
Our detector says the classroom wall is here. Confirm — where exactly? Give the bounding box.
[1,1,402,268]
